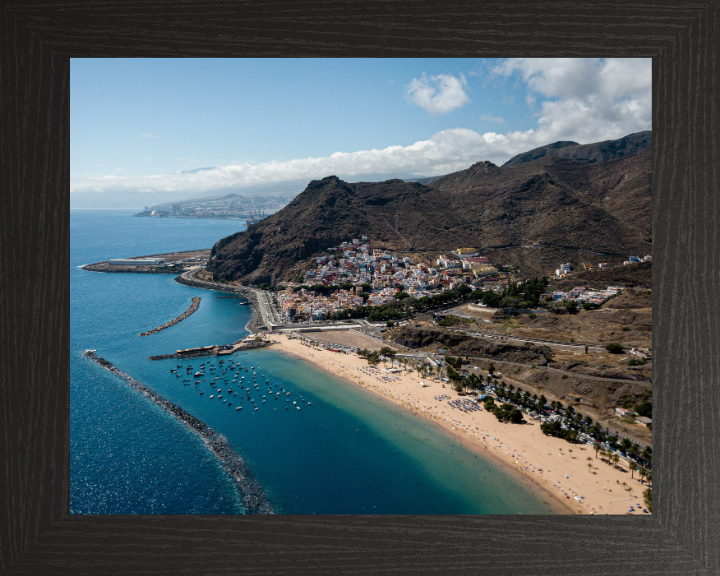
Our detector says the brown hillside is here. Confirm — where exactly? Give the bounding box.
[206,133,652,285]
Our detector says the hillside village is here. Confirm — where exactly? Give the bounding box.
[268,236,643,323]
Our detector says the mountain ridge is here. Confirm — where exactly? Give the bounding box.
[206,133,651,285]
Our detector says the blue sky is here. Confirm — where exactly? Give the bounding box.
[71,58,651,207]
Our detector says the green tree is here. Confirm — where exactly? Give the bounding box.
[593,442,601,458]
[585,345,589,354]
[605,342,624,354]
[629,461,637,479]
[643,487,652,512]
[621,438,632,453]
[564,300,579,314]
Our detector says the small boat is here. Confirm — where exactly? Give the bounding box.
[286,392,290,396]
[210,395,214,398]
[236,407,241,411]
[296,406,300,410]
[255,407,259,411]
[218,395,223,399]
[223,400,227,403]
[200,391,204,395]
[293,402,296,405]
[217,389,221,393]
[307,402,311,406]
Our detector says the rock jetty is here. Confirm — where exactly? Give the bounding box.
[83,350,274,515]
[139,297,201,337]
[175,270,264,333]
[147,340,270,361]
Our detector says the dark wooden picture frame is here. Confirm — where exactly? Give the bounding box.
[2,2,718,574]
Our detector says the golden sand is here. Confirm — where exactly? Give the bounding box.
[269,333,650,515]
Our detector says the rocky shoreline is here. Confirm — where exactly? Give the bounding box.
[83,350,274,515]
[139,297,201,337]
[174,271,265,334]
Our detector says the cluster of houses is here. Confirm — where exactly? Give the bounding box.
[279,287,365,321]
[276,239,505,322]
[436,251,499,277]
[541,285,624,305]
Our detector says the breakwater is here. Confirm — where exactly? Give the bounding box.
[174,271,264,334]
[139,297,201,336]
[148,340,270,361]
[83,350,274,514]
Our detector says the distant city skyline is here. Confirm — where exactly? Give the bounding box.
[71,58,651,208]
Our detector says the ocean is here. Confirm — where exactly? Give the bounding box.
[71,209,551,514]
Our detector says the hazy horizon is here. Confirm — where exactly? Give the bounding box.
[71,58,651,209]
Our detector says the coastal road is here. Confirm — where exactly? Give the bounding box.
[448,326,608,353]
[460,356,646,384]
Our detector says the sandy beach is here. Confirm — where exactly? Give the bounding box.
[268,332,650,515]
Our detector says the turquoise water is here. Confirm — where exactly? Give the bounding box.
[71,209,551,514]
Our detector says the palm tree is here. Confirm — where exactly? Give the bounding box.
[612,453,620,468]
[621,481,629,491]
[593,442,601,458]
[638,467,647,483]
[587,462,593,473]
[629,461,637,479]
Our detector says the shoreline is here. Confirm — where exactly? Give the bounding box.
[173,271,266,334]
[268,333,651,515]
[131,269,647,515]
[273,344,573,515]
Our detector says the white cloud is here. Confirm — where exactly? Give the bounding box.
[502,96,515,105]
[481,114,504,123]
[141,133,159,139]
[72,59,651,198]
[493,58,651,142]
[405,73,470,115]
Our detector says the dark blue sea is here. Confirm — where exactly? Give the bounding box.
[70,209,551,514]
